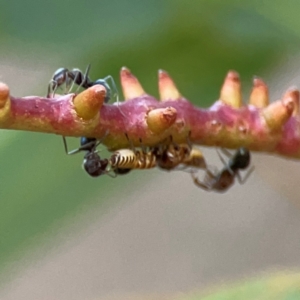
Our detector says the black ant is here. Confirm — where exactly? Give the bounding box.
[47,64,118,104]
[63,136,131,177]
[191,147,254,193]
[63,136,109,177]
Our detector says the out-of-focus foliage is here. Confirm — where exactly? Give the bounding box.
[179,272,300,300]
[0,0,299,286]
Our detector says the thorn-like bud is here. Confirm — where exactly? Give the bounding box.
[158,70,181,101]
[120,67,146,100]
[249,77,269,108]
[262,97,294,131]
[282,87,299,116]
[0,82,11,122]
[220,71,242,108]
[146,107,177,134]
[0,82,10,109]
[73,85,106,120]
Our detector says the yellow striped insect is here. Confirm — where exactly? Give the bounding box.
[109,148,157,171]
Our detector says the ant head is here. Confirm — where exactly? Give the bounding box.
[234,147,251,169]
[83,152,108,177]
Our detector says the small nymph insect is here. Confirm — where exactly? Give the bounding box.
[110,148,157,171]
[154,142,191,170]
[154,133,206,171]
[154,143,206,171]
[191,147,254,193]
[107,135,157,173]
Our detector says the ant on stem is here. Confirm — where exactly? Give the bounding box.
[191,147,254,193]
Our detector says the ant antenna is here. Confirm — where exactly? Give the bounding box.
[93,129,109,149]
[186,130,192,149]
[125,133,135,151]
[139,137,148,154]
[216,149,235,176]
[62,136,95,155]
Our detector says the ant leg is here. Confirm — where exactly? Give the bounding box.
[103,165,117,178]
[63,136,81,155]
[82,64,91,86]
[191,172,211,191]
[216,149,234,176]
[73,64,92,93]
[93,75,130,118]
[216,149,228,166]
[103,75,119,103]
[63,130,109,155]
[104,164,118,178]
[186,130,192,149]
[47,79,57,98]
[93,129,109,150]
[157,135,172,153]
[220,148,233,158]
[140,139,146,153]
[65,75,72,94]
[62,136,97,155]
[137,138,147,164]
[125,133,135,151]
[103,75,128,119]
[236,166,255,184]
[69,70,82,93]
[139,137,148,155]
[206,166,218,178]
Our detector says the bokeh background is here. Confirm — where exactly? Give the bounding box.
[1,1,300,299]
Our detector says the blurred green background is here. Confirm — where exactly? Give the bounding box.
[1,1,300,299]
